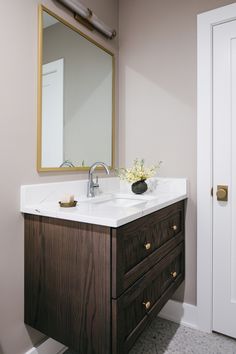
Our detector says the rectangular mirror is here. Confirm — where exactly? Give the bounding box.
[38,6,115,171]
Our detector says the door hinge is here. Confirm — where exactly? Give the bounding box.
[211,187,213,197]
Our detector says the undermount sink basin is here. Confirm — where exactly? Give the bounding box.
[80,194,157,208]
[94,197,146,208]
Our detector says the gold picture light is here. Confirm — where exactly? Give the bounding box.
[56,0,117,39]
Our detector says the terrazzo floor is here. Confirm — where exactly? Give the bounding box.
[65,317,236,354]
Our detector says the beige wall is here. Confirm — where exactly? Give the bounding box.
[119,0,235,305]
[2,0,236,353]
[0,1,118,353]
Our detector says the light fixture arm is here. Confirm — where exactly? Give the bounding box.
[56,0,116,39]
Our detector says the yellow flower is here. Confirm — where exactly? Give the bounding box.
[117,159,162,183]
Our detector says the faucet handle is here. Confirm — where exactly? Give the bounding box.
[93,176,99,188]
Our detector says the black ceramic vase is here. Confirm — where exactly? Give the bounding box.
[131,179,148,194]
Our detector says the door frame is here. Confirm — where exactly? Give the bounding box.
[42,58,64,167]
[197,3,236,332]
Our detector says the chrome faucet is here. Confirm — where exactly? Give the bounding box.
[59,160,75,168]
[87,162,110,197]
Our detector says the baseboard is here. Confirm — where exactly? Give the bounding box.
[158,300,198,330]
[25,338,67,354]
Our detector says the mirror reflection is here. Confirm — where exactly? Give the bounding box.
[39,8,114,170]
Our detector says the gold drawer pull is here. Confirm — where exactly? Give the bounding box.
[144,242,151,250]
[143,301,151,310]
[172,225,177,231]
[171,271,177,278]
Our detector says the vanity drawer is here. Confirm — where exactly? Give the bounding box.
[112,242,184,354]
[112,200,185,297]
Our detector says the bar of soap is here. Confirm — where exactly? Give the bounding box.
[61,194,74,203]
[69,195,75,203]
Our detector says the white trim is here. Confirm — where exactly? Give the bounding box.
[25,338,67,354]
[42,58,64,168]
[158,300,198,330]
[197,3,236,333]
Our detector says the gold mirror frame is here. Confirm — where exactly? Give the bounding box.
[37,5,115,172]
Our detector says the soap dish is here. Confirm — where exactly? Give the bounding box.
[59,201,77,208]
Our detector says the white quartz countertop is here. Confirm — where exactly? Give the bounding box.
[20,177,188,227]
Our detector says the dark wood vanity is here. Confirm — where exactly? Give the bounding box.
[24,200,185,354]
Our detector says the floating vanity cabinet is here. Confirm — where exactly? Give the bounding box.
[24,200,185,354]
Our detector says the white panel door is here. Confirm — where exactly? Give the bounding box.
[42,58,64,167]
[213,20,236,338]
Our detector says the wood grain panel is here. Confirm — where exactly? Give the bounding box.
[24,199,186,354]
[25,215,111,354]
[112,243,185,354]
[112,200,185,297]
